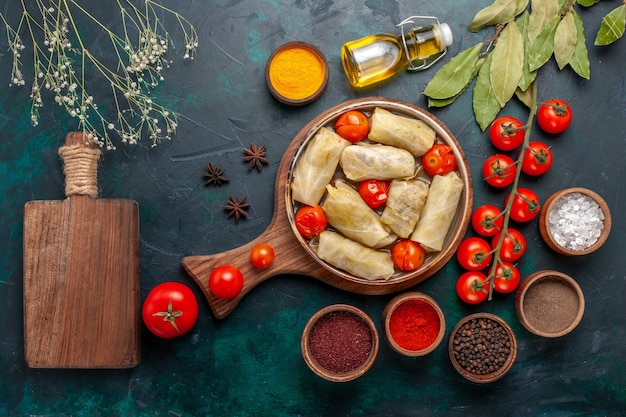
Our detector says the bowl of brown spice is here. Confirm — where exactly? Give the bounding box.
[448,313,517,384]
[515,270,585,338]
[301,304,379,382]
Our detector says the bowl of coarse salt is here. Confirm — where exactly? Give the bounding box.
[539,187,611,256]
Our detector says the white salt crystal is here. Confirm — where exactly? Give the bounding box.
[548,192,605,251]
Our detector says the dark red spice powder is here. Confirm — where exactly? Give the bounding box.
[308,310,373,374]
[389,300,440,351]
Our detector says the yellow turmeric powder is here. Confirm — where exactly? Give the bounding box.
[268,45,326,101]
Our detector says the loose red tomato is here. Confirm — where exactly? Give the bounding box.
[471,204,504,237]
[493,262,521,294]
[537,99,572,134]
[492,228,526,262]
[521,142,553,176]
[421,144,457,176]
[489,116,525,151]
[357,179,390,209]
[505,187,540,222]
[294,205,327,239]
[456,237,493,271]
[482,154,516,188]
[209,265,244,299]
[142,282,199,339]
[334,110,369,142]
[391,239,426,271]
[456,271,489,304]
[250,243,275,268]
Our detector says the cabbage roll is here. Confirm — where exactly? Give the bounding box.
[380,179,429,238]
[339,143,415,182]
[316,231,395,281]
[368,107,436,156]
[291,127,351,206]
[410,172,464,251]
[322,181,396,248]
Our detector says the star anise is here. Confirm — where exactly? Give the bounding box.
[204,163,229,187]
[243,142,269,172]
[223,195,251,223]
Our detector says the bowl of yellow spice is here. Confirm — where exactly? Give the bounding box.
[265,41,329,106]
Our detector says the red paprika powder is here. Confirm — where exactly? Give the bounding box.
[388,299,440,351]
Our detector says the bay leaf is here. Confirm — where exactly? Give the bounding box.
[423,42,483,100]
[427,58,485,108]
[468,0,518,32]
[516,11,537,91]
[515,0,529,15]
[528,17,559,72]
[554,12,578,69]
[577,0,600,7]
[594,5,626,46]
[489,23,524,107]
[569,11,590,79]
[473,53,501,131]
[528,0,559,43]
[515,85,533,108]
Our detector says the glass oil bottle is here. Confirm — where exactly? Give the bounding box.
[341,16,453,88]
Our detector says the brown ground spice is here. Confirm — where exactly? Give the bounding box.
[523,277,580,334]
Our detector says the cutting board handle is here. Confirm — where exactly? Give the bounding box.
[58,132,101,198]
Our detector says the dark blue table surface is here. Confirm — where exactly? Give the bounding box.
[1,1,625,416]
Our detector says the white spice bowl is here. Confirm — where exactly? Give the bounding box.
[539,187,611,256]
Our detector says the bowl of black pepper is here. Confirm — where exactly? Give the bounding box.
[448,312,517,384]
[301,304,379,382]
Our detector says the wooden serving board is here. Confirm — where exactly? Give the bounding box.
[23,132,140,368]
[182,98,473,320]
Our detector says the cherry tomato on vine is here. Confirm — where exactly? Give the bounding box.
[456,271,489,304]
[482,154,516,188]
[209,265,244,299]
[505,187,541,222]
[456,237,493,271]
[334,110,370,142]
[250,243,275,268]
[471,204,504,237]
[537,99,572,134]
[492,228,526,262]
[142,282,199,339]
[421,144,457,176]
[521,142,553,176]
[294,205,327,239]
[493,262,521,294]
[489,116,525,151]
[357,179,390,209]
[391,239,426,271]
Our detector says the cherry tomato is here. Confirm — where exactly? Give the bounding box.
[250,243,275,268]
[294,205,327,239]
[489,116,525,151]
[334,110,370,142]
[471,204,504,237]
[482,154,516,188]
[492,228,526,262]
[142,282,199,339]
[391,239,426,271]
[421,144,457,176]
[456,237,493,271]
[493,262,521,294]
[357,179,390,209]
[537,99,572,134]
[456,271,489,304]
[521,142,553,176]
[505,187,540,222]
[209,265,244,299]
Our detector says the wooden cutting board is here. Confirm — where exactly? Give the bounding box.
[23,132,140,368]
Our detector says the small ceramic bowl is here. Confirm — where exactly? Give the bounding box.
[382,292,445,357]
[539,187,611,256]
[448,313,517,384]
[301,304,379,382]
[265,41,329,106]
[515,270,585,338]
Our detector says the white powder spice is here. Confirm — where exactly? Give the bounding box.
[548,192,605,251]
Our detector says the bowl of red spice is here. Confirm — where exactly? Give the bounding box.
[448,312,517,384]
[382,292,445,357]
[515,270,585,338]
[301,304,379,382]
